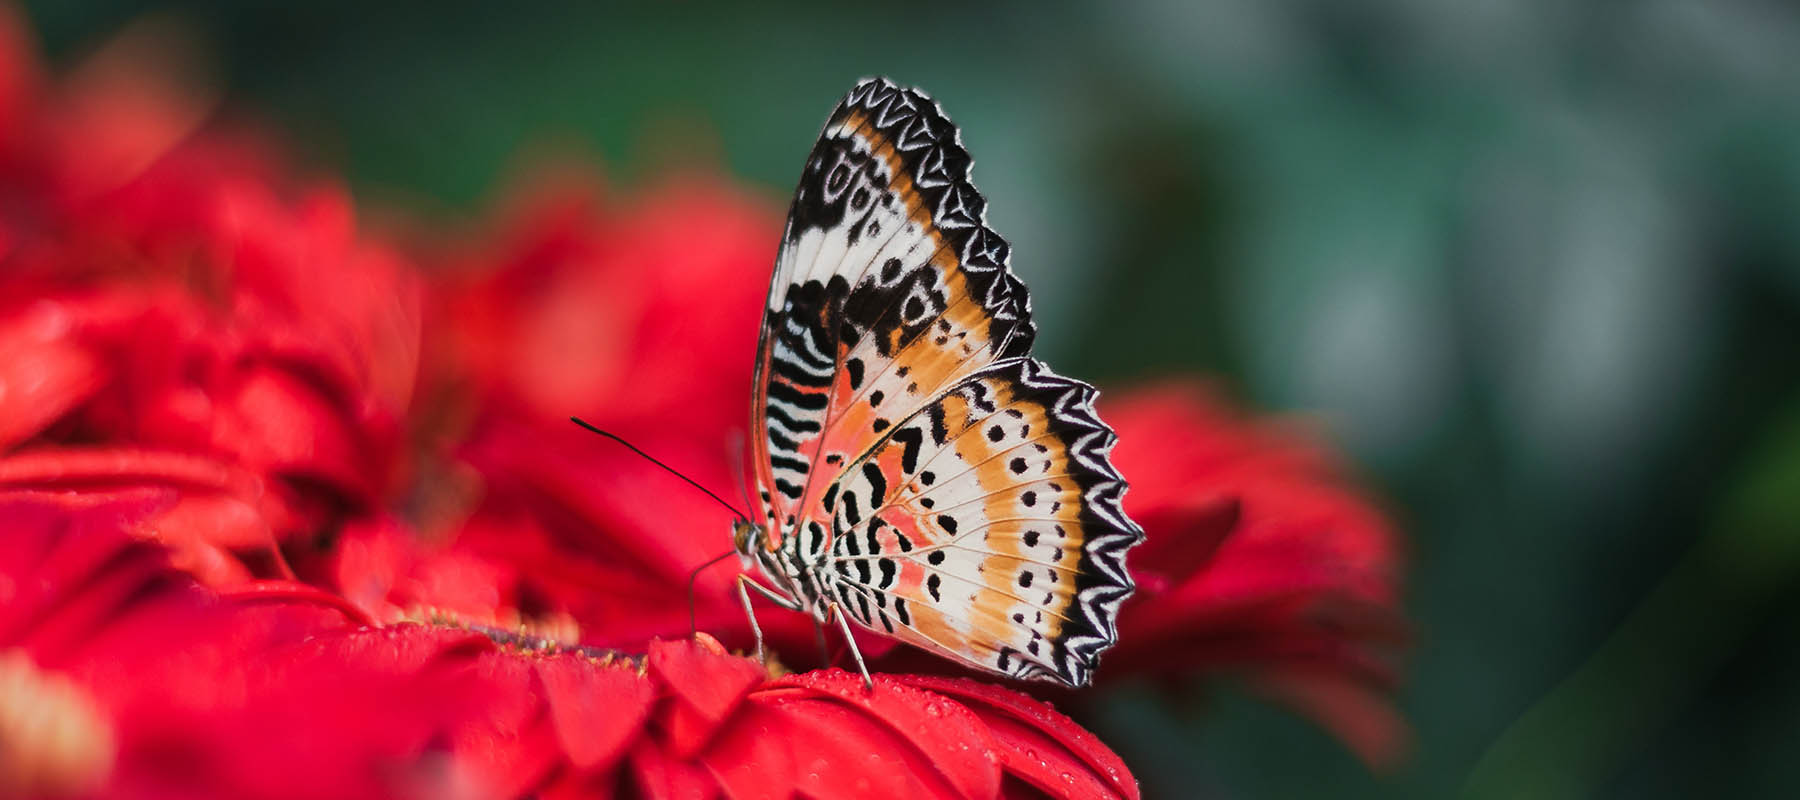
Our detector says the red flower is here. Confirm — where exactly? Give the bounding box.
[1101,381,1409,767]
[0,13,422,582]
[428,172,767,436]
[0,488,1139,799]
[288,629,1141,800]
[0,489,454,800]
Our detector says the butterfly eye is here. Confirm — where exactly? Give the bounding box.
[730,520,756,555]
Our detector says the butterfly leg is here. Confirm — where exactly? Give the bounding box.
[736,574,800,665]
[825,602,874,692]
[812,617,831,665]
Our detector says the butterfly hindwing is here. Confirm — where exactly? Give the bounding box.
[823,359,1139,685]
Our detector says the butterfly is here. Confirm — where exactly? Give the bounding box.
[731,77,1142,688]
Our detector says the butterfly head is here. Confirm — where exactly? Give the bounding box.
[729,518,763,566]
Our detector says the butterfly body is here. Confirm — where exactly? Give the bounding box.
[738,78,1141,687]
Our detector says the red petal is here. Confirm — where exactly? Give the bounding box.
[330,518,410,616]
[0,447,264,500]
[537,768,618,800]
[692,701,802,800]
[213,363,366,501]
[629,738,718,800]
[0,309,105,449]
[225,580,376,628]
[0,489,176,654]
[709,693,966,800]
[535,652,656,771]
[0,449,275,548]
[646,636,765,757]
[400,548,511,623]
[1130,495,1239,591]
[895,675,1139,800]
[772,670,1002,800]
[153,491,275,558]
[447,650,561,799]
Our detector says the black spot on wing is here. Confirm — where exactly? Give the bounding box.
[890,427,924,473]
[861,462,888,505]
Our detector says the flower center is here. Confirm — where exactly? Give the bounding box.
[465,623,644,665]
[407,611,645,667]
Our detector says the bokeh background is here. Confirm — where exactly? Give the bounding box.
[18,1,1799,797]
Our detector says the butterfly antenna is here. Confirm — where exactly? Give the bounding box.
[569,417,748,520]
[687,549,738,636]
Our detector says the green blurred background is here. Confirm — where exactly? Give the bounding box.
[20,1,1800,797]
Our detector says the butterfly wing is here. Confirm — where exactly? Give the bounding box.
[750,78,1036,547]
[822,359,1139,686]
[749,78,1141,686]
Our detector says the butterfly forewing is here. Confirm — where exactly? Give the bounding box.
[750,78,1035,534]
[749,77,1140,686]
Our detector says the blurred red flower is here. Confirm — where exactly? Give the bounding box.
[0,489,459,800]
[1102,382,1410,767]
[0,8,421,584]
